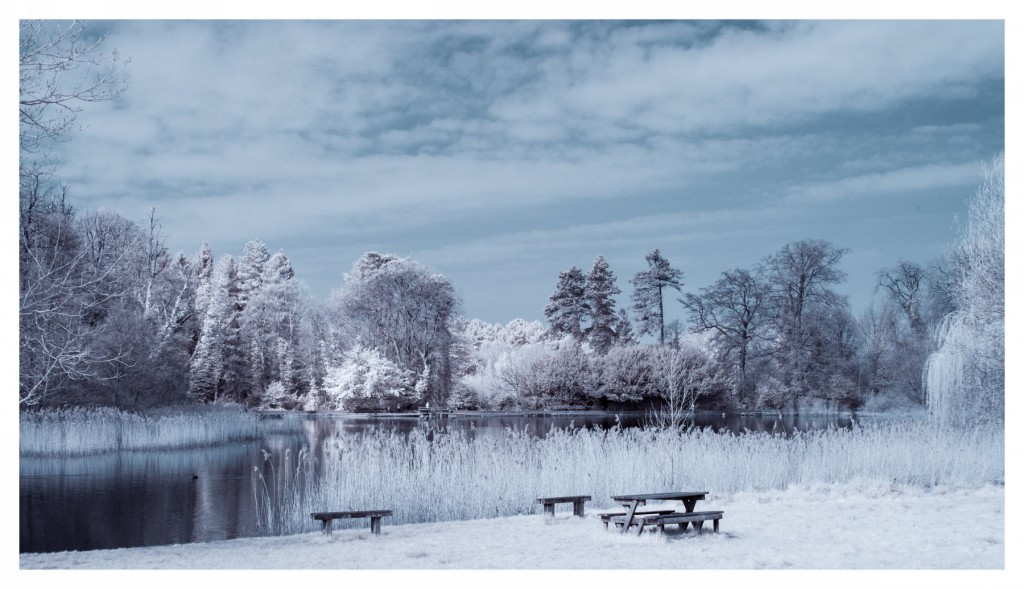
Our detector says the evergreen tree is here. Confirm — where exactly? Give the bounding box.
[193,242,214,322]
[584,256,621,354]
[216,255,249,402]
[189,256,235,402]
[251,252,307,396]
[615,308,635,347]
[631,249,684,345]
[190,255,249,403]
[543,266,589,341]
[236,240,270,394]
[237,239,270,309]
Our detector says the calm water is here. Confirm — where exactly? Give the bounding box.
[20,411,855,553]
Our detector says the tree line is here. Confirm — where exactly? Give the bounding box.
[522,238,964,413]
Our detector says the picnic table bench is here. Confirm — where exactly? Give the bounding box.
[311,510,392,535]
[609,491,722,535]
[599,508,676,528]
[607,510,723,534]
[536,495,591,517]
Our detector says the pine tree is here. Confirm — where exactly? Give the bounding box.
[584,256,621,354]
[615,307,635,347]
[631,249,684,345]
[254,252,306,395]
[543,266,589,341]
[189,255,239,402]
[193,242,214,326]
[217,258,250,405]
[237,239,270,310]
[237,240,270,394]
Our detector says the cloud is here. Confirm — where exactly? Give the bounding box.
[783,161,985,204]
[488,21,1004,139]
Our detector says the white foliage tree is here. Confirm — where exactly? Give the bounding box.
[338,252,458,406]
[926,154,1004,428]
[323,345,413,412]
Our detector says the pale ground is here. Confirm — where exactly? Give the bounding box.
[19,482,1004,571]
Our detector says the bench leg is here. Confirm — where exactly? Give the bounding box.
[543,504,555,517]
[322,520,332,536]
[573,500,585,517]
[370,516,382,534]
[713,519,719,533]
[678,522,689,531]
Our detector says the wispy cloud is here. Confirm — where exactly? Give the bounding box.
[783,161,985,204]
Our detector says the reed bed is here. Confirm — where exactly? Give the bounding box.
[19,405,283,456]
[253,419,1004,535]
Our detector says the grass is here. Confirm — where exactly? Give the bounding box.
[18,405,286,456]
[252,419,1004,535]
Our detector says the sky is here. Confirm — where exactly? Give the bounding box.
[29,18,1006,326]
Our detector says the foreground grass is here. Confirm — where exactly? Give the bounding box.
[19,405,278,456]
[20,484,1006,569]
[254,420,1004,535]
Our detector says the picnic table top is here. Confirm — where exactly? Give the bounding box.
[610,491,708,502]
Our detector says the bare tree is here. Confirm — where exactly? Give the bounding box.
[20,20,129,153]
[877,260,926,336]
[648,345,723,429]
[760,239,850,408]
[18,184,130,406]
[682,268,769,403]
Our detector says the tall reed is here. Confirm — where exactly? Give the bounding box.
[19,405,282,456]
[253,419,1004,535]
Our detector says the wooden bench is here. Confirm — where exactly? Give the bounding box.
[311,510,393,535]
[599,509,676,528]
[609,510,723,535]
[536,495,591,517]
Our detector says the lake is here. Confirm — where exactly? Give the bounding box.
[20,410,856,553]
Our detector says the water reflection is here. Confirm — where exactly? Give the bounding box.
[21,410,857,553]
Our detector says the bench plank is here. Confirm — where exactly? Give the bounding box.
[536,495,592,504]
[312,510,393,520]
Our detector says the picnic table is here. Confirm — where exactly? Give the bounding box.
[609,491,709,534]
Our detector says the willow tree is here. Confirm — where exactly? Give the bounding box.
[926,154,1004,428]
